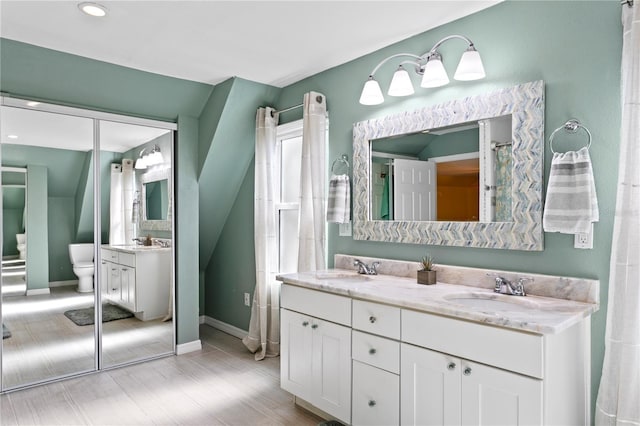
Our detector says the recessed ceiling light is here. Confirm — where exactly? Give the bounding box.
[78,2,107,17]
[26,101,41,107]
[7,135,19,139]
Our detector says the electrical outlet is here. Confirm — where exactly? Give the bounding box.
[244,292,251,307]
[574,224,594,249]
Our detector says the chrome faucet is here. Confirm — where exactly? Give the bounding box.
[487,273,532,296]
[354,259,380,275]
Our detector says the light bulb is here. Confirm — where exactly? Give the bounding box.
[388,66,415,97]
[78,2,107,17]
[454,46,486,81]
[420,53,449,88]
[359,76,384,105]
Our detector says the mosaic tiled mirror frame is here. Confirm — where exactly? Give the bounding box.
[352,80,545,251]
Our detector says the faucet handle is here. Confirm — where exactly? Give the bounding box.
[486,273,508,292]
[513,277,533,296]
[370,261,380,274]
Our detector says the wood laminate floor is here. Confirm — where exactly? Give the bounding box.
[0,326,322,425]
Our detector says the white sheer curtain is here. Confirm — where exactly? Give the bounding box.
[243,107,280,361]
[297,91,327,272]
[109,164,125,245]
[595,5,640,425]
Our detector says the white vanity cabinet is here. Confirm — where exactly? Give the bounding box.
[401,309,589,426]
[280,284,352,424]
[401,343,541,425]
[100,247,171,321]
[351,300,401,426]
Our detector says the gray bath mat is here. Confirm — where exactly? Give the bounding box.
[2,323,10,339]
[64,304,134,326]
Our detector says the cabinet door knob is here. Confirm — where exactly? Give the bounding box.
[369,316,377,323]
[369,348,377,355]
[463,367,472,376]
[368,400,376,407]
[302,321,309,327]
[311,324,318,329]
[447,362,456,370]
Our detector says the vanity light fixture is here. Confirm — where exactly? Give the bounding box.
[78,2,107,17]
[359,34,486,105]
[135,145,163,170]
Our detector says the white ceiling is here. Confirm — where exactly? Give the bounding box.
[0,0,499,87]
[0,0,499,151]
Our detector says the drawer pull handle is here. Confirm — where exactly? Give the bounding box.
[447,362,456,370]
[302,321,309,327]
[368,400,376,407]
[369,316,377,323]
[311,324,319,329]
[369,348,377,355]
[463,367,472,376]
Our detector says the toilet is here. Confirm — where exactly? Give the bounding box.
[16,233,26,260]
[69,243,94,293]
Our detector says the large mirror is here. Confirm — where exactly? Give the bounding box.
[353,80,544,250]
[0,98,175,391]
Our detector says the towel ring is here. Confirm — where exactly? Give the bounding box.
[331,154,350,174]
[549,119,592,154]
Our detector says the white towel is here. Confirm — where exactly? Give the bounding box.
[543,147,598,234]
[327,174,351,224]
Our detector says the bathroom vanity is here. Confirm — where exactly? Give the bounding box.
[101,245,172,321]
[278,255,599,426]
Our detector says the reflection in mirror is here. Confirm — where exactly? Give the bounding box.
[144,179,169,220]
[370,116,512,222]
[1,106,96,389]
[353,80,544,250]
[100,120,174,368]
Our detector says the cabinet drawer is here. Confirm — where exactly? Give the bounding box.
[353,300,400,339]
[101,248,118,262]
[118,252,136,268]
[352,330,399,374]
[402,309,543,378]
[352,360,399,426]
[281,284,351,326]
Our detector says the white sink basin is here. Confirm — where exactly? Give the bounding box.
[445,293,539,312]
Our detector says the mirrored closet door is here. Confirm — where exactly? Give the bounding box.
[0,98,176,391]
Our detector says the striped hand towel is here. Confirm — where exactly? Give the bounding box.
[326,174,351,224]
[543,147,598,234]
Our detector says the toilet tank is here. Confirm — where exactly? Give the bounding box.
[69,243,94,263]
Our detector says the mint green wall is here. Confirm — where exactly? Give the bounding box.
[2,186,25,256]
[198,78,280,269]
[205,158,256,327]
[26,165,48,291]
[1,38,212,345]
[208,1,622,418]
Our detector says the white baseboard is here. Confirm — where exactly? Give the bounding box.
[49,280,78,288]
[176,340,202,355]
[26,288,50,296]
[201,315,248,339]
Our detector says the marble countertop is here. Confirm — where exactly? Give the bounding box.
[277,269,598,335]
[102,244,171,253]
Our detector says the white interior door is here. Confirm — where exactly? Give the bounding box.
[393,159,436,221]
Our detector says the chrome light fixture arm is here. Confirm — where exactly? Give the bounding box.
[367,53,424,78]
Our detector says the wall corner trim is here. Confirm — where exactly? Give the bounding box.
[176,340,202,355]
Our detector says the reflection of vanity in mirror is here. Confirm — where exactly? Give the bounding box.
[353,80,545,250]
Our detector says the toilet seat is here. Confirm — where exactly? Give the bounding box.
[74,262,94,268]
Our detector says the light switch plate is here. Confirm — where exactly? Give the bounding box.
[339,221,352,237]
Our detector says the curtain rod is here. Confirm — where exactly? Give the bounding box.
[270,95,324,117]
[621,0,633,7]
